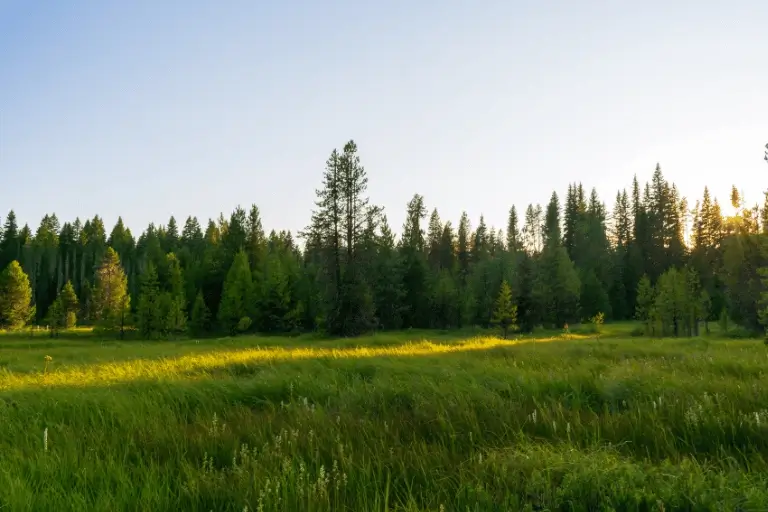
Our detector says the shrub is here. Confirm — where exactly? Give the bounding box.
[726,326,758,339]
[236,316,252,333]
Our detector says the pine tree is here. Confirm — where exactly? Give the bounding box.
[652,267,690,337]
[0,261,34,329]
[438,222,456,272]
[635,275,655,334]
[457,212,471,281]
[59,280,79,328]
[165,216,179,253]
[261,252,299,332]
[92,247,130,337]
[400,194,430,329]
[246,204,267,286]
[472,215,489,262]
[45,297,64,337]
[163,253,187,335]
[218,249,253,335]
[580,268,611,320]
[372,216,405,330]
[426,208,443,270]
[515,251,537,332]
[0,211,20,271]
[431,269,458,328]
[506,206,522,253]
[190,290,211,336]
[491,280,517,339]
[137,263,162,338]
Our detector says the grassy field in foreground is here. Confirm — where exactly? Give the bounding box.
[1,327,767,511]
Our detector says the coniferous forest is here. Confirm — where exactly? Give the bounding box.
[1,140,767,339]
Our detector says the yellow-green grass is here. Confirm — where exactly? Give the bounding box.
[0,327,767,511]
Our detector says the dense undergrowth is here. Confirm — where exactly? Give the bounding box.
[0,325,767,511]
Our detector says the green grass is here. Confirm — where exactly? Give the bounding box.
[1,326,767,511]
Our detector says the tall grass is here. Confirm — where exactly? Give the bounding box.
[0,329,767,510]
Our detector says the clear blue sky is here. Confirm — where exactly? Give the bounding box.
[1,1,766,238]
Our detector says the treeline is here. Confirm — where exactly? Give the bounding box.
[1,140,767,338]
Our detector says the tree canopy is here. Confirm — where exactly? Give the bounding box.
[0,142,766,339]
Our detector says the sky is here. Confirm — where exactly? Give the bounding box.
[1,0,766,239]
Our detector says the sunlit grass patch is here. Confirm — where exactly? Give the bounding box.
[0,335,548,391]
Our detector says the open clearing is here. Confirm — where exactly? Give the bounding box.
[1,327,767,511]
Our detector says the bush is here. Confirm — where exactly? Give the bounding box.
[726,326,759,339]
[630,326,646,337]
[236,316,252,333]
[586,312,605,335]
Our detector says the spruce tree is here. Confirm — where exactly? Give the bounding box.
[400,194,430,329]
[137,263,162,338]
[218,249,253,335]
[92,247,130,336]
[506,206,522,253]
[426,209,443,271]
[372,216,405,330]
[45,297,63,337]
[431,269,458,328]
[491,280,517,339]
[0,211,20,271]
[0,261,34,330]
[261,252,298,332]
[456,212,471,281]
[635,275,655,334]
[58,280,79,328]
[190,290,211,336]
[163,253,187,335]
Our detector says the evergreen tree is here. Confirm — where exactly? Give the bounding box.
[372,216,405,330]
[491,280,517,339]
[164,216,179,253]
[261,251,300,332]
[431,269,458,328]
[45,297,64,337]
[580,268,611,320]
[189,290,211,336]
[218,249,253,335]
[59,280,79,328]
[0,261,34,329]
[457,212,471,281]
[532,193,581,327]
[92,247,131,337]
[506,206,522,253]
[513,250,536,332]
[137,263,162,338]
[635,274,654,334]
[163,253,187,335]
[0,211,20,271]
[426,209,443,270]
[400,194,430,329]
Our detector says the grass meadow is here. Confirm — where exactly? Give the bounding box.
[1,324,767,511]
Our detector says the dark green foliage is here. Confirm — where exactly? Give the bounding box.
[218,250,253,335]
[580,268,611,321]
[45,280,80,335]
[189,291,211,336]
[430,269,458,328]
[260,251,302,333]
[491,280,517,338]
[0,146,766,339]
[92,247,130,336]
[137,263,163,338]
[0,260,34,329]
[635,275,655,334]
